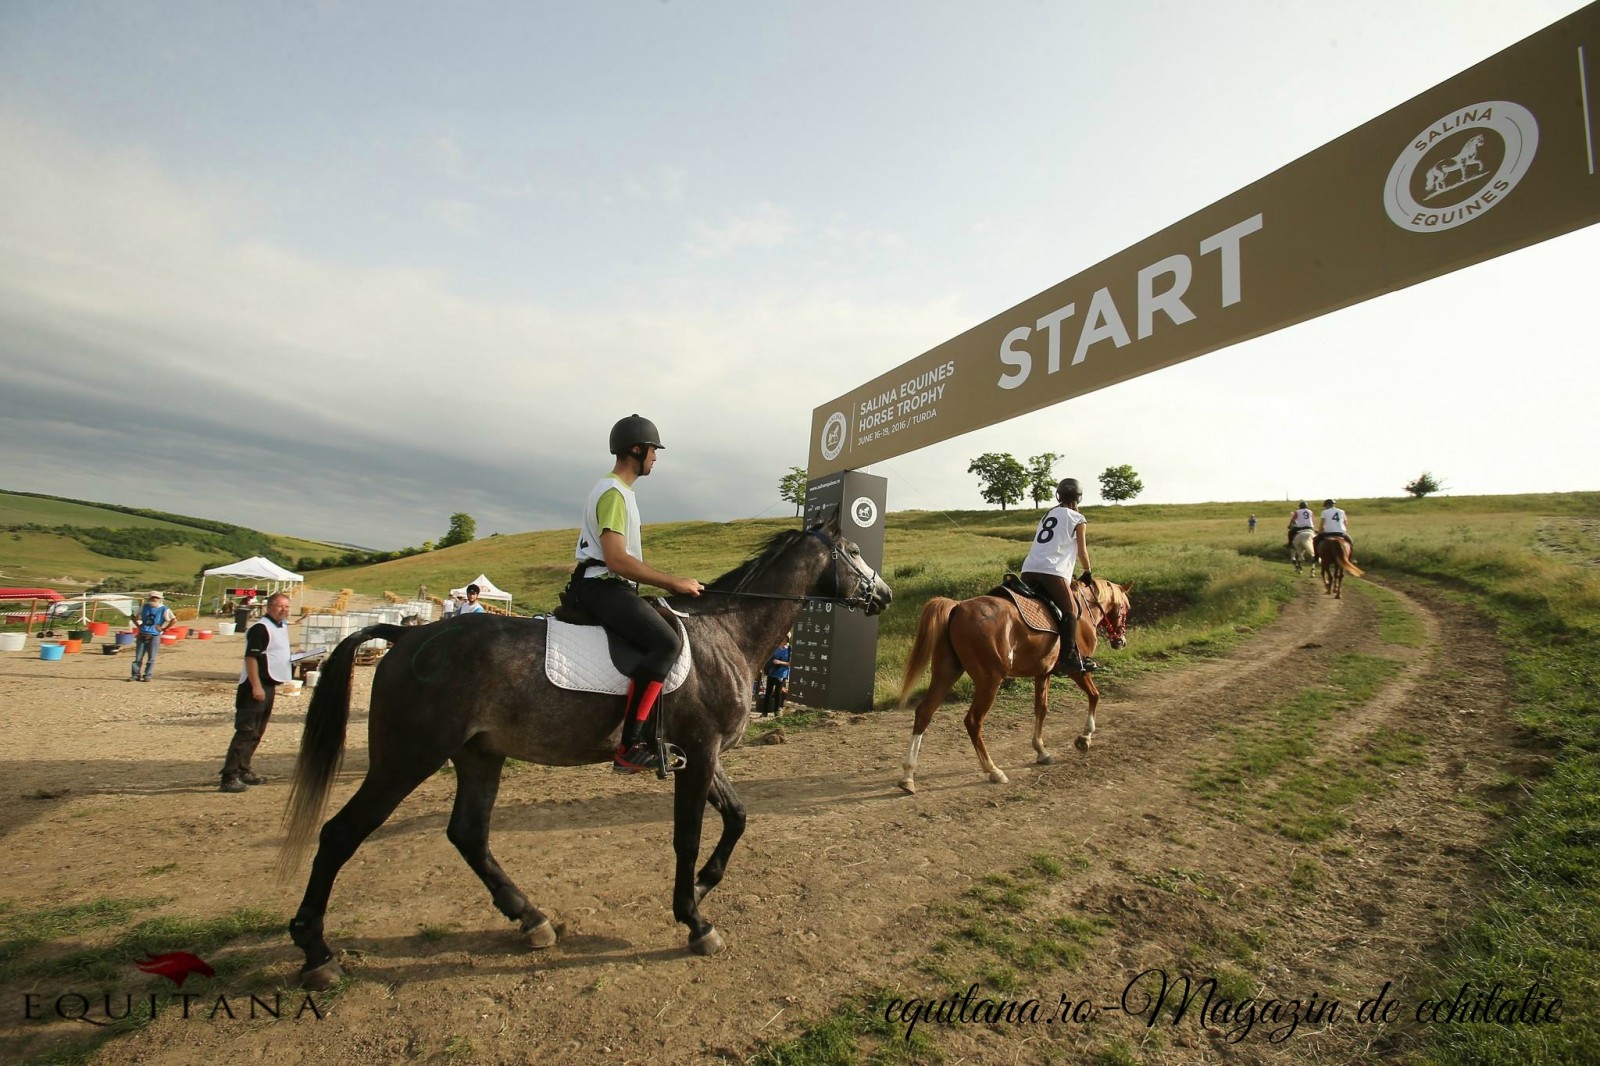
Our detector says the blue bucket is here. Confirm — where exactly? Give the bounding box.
[39,643,64,661]
[115,631,136,647]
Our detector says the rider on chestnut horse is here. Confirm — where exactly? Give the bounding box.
[1021,477,1097,675]
[1313,498,1356,566]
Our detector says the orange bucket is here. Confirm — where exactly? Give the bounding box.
[64,638,83,654]
[87,621,110,637]
[197,630,213,640]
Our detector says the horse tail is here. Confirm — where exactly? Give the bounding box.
[275,624,405,883]
[1340,551,1366,578]
[898,597,958,710]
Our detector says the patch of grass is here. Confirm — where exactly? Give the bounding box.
[1347,580,1427,646]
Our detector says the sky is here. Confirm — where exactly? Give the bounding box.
[2,1,1596,550]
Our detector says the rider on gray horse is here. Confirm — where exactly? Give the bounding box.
[1287,500,1314,552]
[568,415,704,773]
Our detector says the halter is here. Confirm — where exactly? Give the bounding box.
[699,529,884,612]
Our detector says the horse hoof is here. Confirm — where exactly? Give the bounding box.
[1074,735,1091,752]
[988,770,1009,784]
[523,917,559,950]
[300,960,343,991]
[897,778,916,795]
[689,927,725,956]
[1035,754,1054,765]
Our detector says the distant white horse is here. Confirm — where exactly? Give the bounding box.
[1291,529,1317,576]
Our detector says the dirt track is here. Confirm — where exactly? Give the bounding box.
[0,577,1528,1064]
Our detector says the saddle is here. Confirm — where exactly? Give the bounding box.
[543,602,693,695]
[989,574,1064,635]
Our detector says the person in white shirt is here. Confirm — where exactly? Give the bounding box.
[1286,500,1315,552]
[1020,478,1096,675]
[1315,499,1355,564]
[456,584,486,615]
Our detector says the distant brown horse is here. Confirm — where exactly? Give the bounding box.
[896,577,1132,794]
[1316,536,1364,598]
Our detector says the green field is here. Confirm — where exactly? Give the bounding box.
[0,490,343,593]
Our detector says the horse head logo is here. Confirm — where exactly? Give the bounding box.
[135,951,216,987]
[1423,133,1488,199]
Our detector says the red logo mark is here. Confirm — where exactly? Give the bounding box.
[135,951,216,987]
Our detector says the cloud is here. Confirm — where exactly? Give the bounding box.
[0,110,965,547]
[684,202,798,259]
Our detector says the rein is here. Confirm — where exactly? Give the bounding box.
[698,530,883,612]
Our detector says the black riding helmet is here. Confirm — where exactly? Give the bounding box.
[1324,498,1336,508]
[609,414,664,456]
[1057,478,1082,501]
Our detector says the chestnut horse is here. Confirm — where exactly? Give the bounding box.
[896,577,1131,794]
[1316,536,1364,598]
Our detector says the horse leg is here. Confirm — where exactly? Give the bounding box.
[1071,672,1101,752]
[1031,675,1054,765]
[446,742,559,950]
[289,755,443,989]
[964,673,1008,784]
[899,660,964,794]
[671,750,724,956]
[692,761,746,906]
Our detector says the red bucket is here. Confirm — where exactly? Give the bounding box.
[87,621,110,637]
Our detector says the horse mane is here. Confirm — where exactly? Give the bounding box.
[704,527,810,594]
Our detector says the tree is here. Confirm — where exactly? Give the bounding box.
[968,452,1028,511]
[1404,471,1445,498]
[439,512,477,548]
[1098,464,1144,504]
[1026,452,1063,507]
[779,467,808,517]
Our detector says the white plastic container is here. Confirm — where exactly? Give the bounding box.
[0,633,26,652]
[304,669,320,688]
[216,621,236,636]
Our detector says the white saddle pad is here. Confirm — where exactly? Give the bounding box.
[543,617,692,695]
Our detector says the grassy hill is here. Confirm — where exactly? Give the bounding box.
[0,490,342,592]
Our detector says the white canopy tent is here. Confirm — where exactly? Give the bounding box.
[449,574,513,612]
[197,556,305,618]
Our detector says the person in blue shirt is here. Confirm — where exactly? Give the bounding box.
[129,591,174,682]
[761,637,791,718]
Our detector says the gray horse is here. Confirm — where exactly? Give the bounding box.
[277,515,890,989]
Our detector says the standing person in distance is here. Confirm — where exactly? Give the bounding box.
[569,415,704,774]
[1021,478,1096,676]
[455,583,486,615]
[218,592,293,793]
[761,636,791,718]
[129,591,175,682]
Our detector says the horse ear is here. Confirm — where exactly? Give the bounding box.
[824,508,842,536]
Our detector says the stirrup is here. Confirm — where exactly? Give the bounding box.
[653,737,688,780]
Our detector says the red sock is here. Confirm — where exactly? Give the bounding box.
[630,679,664,722]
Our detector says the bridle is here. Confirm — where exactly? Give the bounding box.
[699,529,885,612]
[1082,581,1128,644]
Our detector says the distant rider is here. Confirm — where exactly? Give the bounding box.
[1287,500,1314,553]
[1315,499,1355,564]
[569,415,704,774]
[1021,478,1096,675]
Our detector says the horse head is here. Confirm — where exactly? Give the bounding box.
[812,510,893,615]
[1091,579,1132,649]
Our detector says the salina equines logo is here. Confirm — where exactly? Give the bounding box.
[1383,100,1538,233]
[820,411,847,462]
